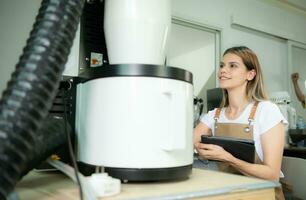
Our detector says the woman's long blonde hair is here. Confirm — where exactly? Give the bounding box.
[220,46,269,107]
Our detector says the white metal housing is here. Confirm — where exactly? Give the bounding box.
[76,76,193,168]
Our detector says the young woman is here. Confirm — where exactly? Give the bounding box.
[194,46,286,199]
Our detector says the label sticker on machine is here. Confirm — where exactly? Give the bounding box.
[90,52,103,67]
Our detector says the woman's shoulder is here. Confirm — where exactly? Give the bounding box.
[255,100,283,120]
[206,108,218,118]
[200,108,218,129]
[257,100,278,111]
[200,108,219,122]
[254,100,288,135]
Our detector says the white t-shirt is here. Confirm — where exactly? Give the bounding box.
[200,101,288,162]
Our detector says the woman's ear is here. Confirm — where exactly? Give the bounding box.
[247,69,256,81]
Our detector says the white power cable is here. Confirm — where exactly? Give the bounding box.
[47,159,121,199]
[47,159,97,200]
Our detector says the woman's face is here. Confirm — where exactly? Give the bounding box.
[218,53,254,90]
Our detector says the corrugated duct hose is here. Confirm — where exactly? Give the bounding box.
[0,0,84,199]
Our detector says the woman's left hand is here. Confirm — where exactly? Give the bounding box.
[195,143,233,162]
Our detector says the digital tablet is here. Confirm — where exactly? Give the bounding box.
[201,135,255,163]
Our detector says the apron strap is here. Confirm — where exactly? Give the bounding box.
[214,108,222,129]
[213,101,260,131]
[245,101,259,132]
[248,101,259,121]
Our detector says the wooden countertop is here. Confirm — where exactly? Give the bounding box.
[15,168,278,200]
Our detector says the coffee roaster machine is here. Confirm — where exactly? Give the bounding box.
[58,0,194,181]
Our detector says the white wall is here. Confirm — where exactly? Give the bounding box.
[0,0,41,94]
[172,0,306,94]
[167,23,216,96]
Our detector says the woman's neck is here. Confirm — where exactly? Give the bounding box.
[225,88,250,119]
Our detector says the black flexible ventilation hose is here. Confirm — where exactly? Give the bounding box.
[25,116,72,176]
[0,0,84,199]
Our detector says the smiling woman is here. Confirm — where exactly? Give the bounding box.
[193,46,287,200]
[218,53,257,108]
[218,47,268,108]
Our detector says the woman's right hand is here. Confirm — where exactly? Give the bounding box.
[193,122,212,150]
[196,142,233,162]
